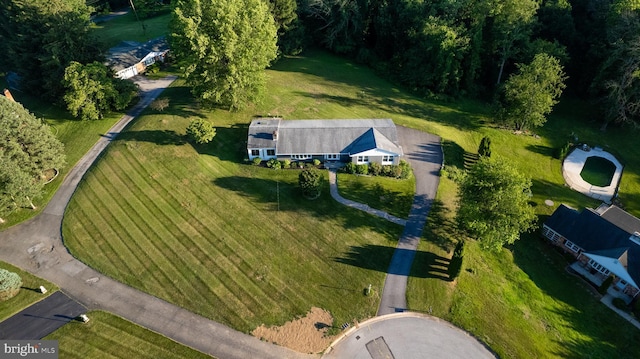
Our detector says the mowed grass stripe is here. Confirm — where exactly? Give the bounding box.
[81,186,161,288]
[104,156,220,306]
[104,147,267,323]
[73,179,149,285]
[98,154,240,312]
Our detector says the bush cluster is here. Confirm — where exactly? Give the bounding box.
[555,141,571,159]
[266,158,281,169]
[0,269,22,302]
[448,241,465,280]
[342,160,412,179]
[611,297,628,311]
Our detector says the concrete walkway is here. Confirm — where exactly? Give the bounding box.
[327,170,407,226]
[0,76,312,359]
[562,147,623,203]
[601,294,640,330]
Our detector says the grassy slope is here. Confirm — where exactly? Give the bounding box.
[0,261,58,321]
[91,13,171,49]
[336,173,415,219]
[45,311,211,359]
[61,49,640,356]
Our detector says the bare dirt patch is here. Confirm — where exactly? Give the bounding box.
[251,307,337,354]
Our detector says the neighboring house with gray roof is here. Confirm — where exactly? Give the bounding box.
[247,118,403,165]
[542,204,640,303]
[107,37,169,79]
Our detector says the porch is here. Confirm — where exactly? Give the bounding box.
[569,262,607,286]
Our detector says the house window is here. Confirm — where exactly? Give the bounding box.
[564,240,581,253]
[588,259,611,275]
[292,154,312,160]
[266,149,275,156]
[542,226,560,242]
[325,154,339,160]
[382,155,393,163]
[357,156,369,163]
[251,149,260,156]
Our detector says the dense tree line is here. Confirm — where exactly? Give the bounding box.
[293,0,640,128]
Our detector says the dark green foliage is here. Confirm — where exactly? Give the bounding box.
[457,156,536,251]
[555,141,571,159]
[440,165,466,183]
[448,241,465,280]
[63,61,138,120]
[170,0,278,110]
[611,297,628,311]
[186,119,216,144]
[135,0,170,19]
[0,96,66,185]
[267,158,282,170]
[496,53,567,131]
[356,164,369,175]
[598,276,613,294]
[0,0,101,100]
[398,160,412,179]
[298,168,322,199]
[369,162,382,176]
[252,157,262,166]
[0,269,21,302]
[478,136,492,157]
[344,162,357,174]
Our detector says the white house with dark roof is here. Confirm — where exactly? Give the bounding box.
[247,118,403,165]
[107,37,169,79]
[543,203,640,303]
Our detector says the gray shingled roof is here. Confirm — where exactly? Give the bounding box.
[599,205,640,235]
[545,205,640,291]
[107,36,169,71]
[247,118,403,156]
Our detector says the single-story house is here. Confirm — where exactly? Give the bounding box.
[247,118,404,165]
[543,203,640,303]
[107,37,169,79]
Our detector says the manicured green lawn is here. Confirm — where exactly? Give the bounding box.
[580,156,617,187]
[91,13,171,49]
[0,261,58,321]
[45,311,211,359]
[61,49,640,357]
[336,173,415,218]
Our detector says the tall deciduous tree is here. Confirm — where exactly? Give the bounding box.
[62,61,139,121]
[490,0,539,85]
[0,0,100,99]
[497,53,566,131]
[170,0,278,110]
[457,156,536,252]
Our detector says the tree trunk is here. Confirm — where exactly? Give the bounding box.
[600,120,609,132]
[497,54,507,85]
[27,197,36,210]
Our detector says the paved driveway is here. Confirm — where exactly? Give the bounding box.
[0,291,86,339]
[377,126,442,315]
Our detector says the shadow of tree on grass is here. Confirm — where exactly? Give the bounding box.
[334,244,452,280]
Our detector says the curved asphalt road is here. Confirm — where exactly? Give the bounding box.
[377,126,442,316]
[0,76,313,359]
